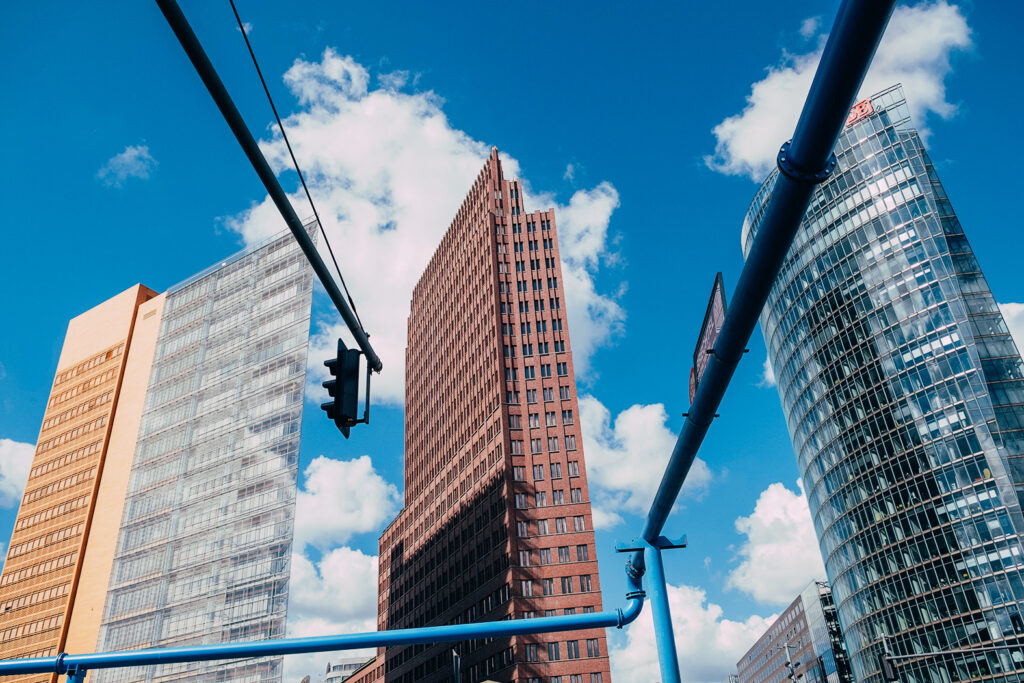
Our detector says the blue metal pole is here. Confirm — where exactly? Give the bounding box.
[644,541,682,683]
[0,595,644,676]
[631,0,896,576]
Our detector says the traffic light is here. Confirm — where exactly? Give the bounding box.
[878,653,898,682]
[321,340,361,438]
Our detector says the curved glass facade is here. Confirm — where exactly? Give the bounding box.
[743,85,1024,683]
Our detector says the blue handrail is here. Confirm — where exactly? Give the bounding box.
[0,1,898,680]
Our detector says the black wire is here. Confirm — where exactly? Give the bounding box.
[228,0,365,332]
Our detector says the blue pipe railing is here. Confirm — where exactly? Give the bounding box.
[0,578,644,676]
[0,1,898,681]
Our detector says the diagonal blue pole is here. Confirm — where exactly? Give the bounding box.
[630,0,897,579]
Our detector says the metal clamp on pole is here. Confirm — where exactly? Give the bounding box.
[617,536,687,683]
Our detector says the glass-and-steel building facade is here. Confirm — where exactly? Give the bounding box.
[96,232,314,683]
[743,85,1024,683]
[737,581,852,683]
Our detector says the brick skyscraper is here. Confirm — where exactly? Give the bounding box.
[350,149,612,683]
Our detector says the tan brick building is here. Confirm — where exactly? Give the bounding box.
[0,285,162,683]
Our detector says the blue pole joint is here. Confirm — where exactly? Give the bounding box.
[618,535,686,683]
[776,141,838,184]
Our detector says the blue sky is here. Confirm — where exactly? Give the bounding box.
[2,1,1024,680]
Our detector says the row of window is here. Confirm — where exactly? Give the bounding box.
[527,675,604,683]
[40,390,113,433]
[8,523,82,558]
[53,344,123,386]
[0,613,61,645]
[0,580,69,615]
[523,638,602,661]
[518,544,591,565]
[507,386,573,407]
[36,415,108,455]
[47,367,118,408]
[513,514,588,535]
[0,551,76,588]
[23,466,95,505]
[14,493,89,532]
[28,439,101,480]
[514,463,582,482]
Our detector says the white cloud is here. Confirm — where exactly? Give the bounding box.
[0,438,33,508]
[97,144,157,187]
[727,481,826,604]
[799,17,821,39]
[706,1,972,180]
[1000,303,1024,352]
[759,357,776,388]
[378,70,410,91]
[227,48,624,404]
[578,395,711,528]
[611,582,776,683]
[237,21,253,35]
[293,455,400,552]
[283,547,379,682]
[563,163,576,181]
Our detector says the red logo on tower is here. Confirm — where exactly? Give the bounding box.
[847,98,874,126]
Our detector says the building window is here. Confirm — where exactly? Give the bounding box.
[576,544,589,561]
[551,462,562,479]
[558,546,571,563]
[566,434,577,451]
[531,439,542,454]
[566,641,580,659]
[543,578,555,596]
[591,674,604,683]
[553,489,564,504]
[562,410,574,424]
[562,577,575,594]
[519,550,531,567]
[544,387,554,401]
[536,492,548,507]
[568,461,580,477]
[511,439,523,454]
[525,643,538,662]
[515,494,527,509]
[517,522,528,537]
[527,389,538,403]
[580,575,592,591]
[546,412,557,426]
[586,638,599,657]
[560,386,570,400]
[541,364,552,378]
[513,466,525,481]
[525,366,536,379]
[539,548,552,564]
[574,515,586,531]
[571,487,582,503]
[537,520,550,535]
[533,464,545,480]
[557,362,568,376]
[548,643,561,661]
[529,413,540,428]
[555,517,567,533]
[548,436,559,452]
[521,580,533,597]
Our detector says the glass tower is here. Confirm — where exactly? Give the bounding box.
[96,231,314,683]
[743,85,1024,683]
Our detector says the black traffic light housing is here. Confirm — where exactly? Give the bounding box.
[321,339,366,438]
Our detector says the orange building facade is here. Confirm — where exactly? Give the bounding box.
[0,285,161,683]
[350,149,612,683]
